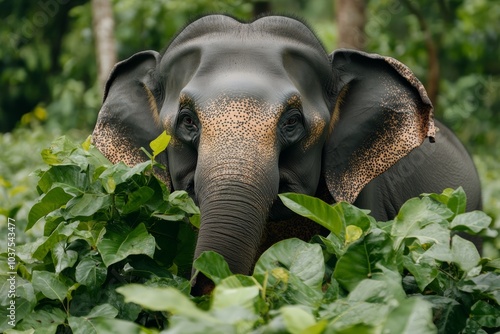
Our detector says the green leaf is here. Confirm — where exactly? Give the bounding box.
[33,221,79,260]
[68,304,119,334]
[64,193,111,218]
[69,317,153,334]
[347,275,401,304]
[423,187,467,219]
[32,271,72,302]
[117,284,215,322]
[121,186,154,214]
[254,238,324,290]
[211,285,260,312]
[450,211,492,234]
[97,223,156,267]
[280,305,317,334]
[391,197,452,251]
[37,165,87,195]
[149,131,171,159]
[333,229,395,292]
[27,187,73,230]
[14,307,66,333]
[421,295,467,334]
[323,300,390,331]
[470,300,500,328]
[451,235,480,272]
[75,256,107,287]
[459,272,500,304]
[193,251,232,285]
[168,190,200,215]
[403,255,439,291]
[52,241,78,273]
[278,193,344,236]
[383,297,437,334]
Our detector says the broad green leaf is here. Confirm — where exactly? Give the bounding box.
[68,304,119,334]
[14,307,66,333]
[75,256,107,287]
[97,223,155,267]
[323,300,390,330]
[459,272,500,304]
[383,297,437,334]
[32,221,79,260]
[423,187,466,219]
[89,303,119,318]
[73,221,106,248]
[421,295,467,334]
[193,251,232,285]
[347,278,399,304]
[70,317,154,334]
[278,193,344,236]
[217,275,259,290]
[451,211,492,234]
[149,131,171,159]
[254,238,324,290]
[117,284,215,322]
[64,193,111,218]
[391,197,452,250]
[121,186,154,214]
[168,190,200,215]
[270,269,324,309]
[37,165,87,195]
[280,305,317,334]
[403,255,439,291]
[27,187,73,230]
[451,235,480,272]
[211,285,260,311]
[52,241,78,273]
[333,229,394,291]
[470,300,500,328]
[32,271,72,302]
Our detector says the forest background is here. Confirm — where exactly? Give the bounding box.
[0,0,499,256]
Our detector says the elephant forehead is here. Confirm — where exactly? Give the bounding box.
[198,95,281,153]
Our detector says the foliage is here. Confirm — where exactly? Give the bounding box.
[366,0,500,152]
[2,136,499,333]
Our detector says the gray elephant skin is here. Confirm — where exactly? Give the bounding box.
[92,15,482,294]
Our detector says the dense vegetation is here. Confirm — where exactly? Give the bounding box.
[1,135,499,333]
[0,1,499,332]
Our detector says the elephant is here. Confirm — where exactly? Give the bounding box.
[92,15,482,294]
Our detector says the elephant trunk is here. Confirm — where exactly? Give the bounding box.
[192,160,277,293]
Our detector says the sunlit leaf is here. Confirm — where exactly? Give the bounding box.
[149,131,171,159]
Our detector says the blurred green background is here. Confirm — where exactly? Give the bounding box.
[1,0,499,255]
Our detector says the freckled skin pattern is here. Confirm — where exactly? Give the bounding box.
[92,15,482,291]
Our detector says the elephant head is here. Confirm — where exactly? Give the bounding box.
[92,15,434,293]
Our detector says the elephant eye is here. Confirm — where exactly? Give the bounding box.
[183,116,194,125]
[283,111,302,130]
[179,109,198,131]
[285,116,299,126]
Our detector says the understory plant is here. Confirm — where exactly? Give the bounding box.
[1,135,499,334]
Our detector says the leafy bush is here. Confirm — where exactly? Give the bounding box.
[1,136,499,334]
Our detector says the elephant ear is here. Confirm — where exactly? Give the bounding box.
[92,50,171,189]
[323,49,435,203]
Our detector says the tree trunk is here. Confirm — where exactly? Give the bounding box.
[402,0,440,108]
[91,0,117,89]
[335,0,366,50]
